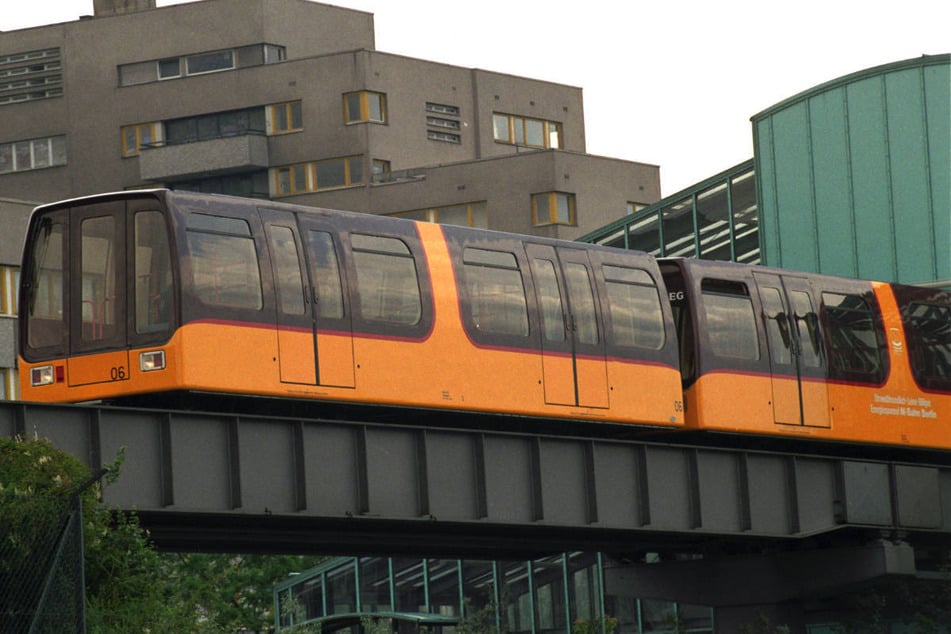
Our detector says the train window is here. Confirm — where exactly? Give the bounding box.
[187,213,252,235]
[351,234,421,325]
[822,292,886,381]
[307,231,344,319]
[186,214,263,309]
[759,287,792,365]
[904,302,951,389]
[134,211,173,333]
[80,216,119,342]
[268,226,305,316]
[790,291,822,368]
[701,279,759,360]
[564,263,599,344]
[26,216,65,349]
[532,258,566,342]
[462,248,529,337]
[602,265,665,349]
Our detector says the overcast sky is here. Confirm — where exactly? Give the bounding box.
[3,0,949,196]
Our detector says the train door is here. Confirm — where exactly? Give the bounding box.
[67,202,130,385]
[526,244,609,408]
[261,210,354,388]
[753,272,830,427]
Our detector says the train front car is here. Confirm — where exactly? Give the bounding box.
[661,258,950,451]
[18,189,685,431]
[19,190,180,403]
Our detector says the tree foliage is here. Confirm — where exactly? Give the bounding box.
[1,435,324,633]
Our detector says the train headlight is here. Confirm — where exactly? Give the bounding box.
[139,350,166,372]
[31,365,55,387]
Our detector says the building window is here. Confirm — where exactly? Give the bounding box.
[371,159,391,179]
[426,102,460,116]
[0,136,66,173]
[158,57,182,80]
[185,50,234,76]
[119,44,286,86]
[627,202,648,215]
[175,172,269,199]
[268,101,303,134]
[344,91,386,124]
[121,122,161,157]
[426,102,462,143]
[427,131,461,144]
[426,116,460,130]
[494,113,562,149]
[0,266,18,316]
[272,156,364,196]
[164,108,266,145]
[0,47,63,105]
[532,192,575,226]
[393,202,487,229]
[0,368,18,401]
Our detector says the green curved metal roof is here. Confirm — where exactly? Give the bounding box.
[751,53,950,121]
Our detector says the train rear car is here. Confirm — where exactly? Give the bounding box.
[18,190,685,430]
[661,258,950,450]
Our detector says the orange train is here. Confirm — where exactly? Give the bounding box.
[18,190,951,450]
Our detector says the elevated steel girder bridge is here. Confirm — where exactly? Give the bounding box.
[4,400,948,560]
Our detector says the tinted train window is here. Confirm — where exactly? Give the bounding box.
[903,302,951,390]
[603,265,665,349]
[134,211,173,333]
[759,287,792,365]
[701,279,759,360]
[186,213,263,309]
[81,216,119,342]
[269,226,305,316]
[352,234,421,325]
[564,262,599,345]
[308,231,344,319]
[790,290,822,368]
[822,292,886,382]
[463,248,528,336]
[26,216,66,350]
[533,258,566,342]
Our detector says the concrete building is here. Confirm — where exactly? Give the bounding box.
[0,0,659,242]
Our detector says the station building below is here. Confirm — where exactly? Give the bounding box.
[274,553,714,633]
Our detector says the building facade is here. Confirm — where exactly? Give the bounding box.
[0,0,660,241]
[0,0,661,403]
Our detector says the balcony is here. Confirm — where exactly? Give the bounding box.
[139,133,269,182]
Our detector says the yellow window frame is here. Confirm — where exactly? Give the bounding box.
[532,192,576,226]
[0,266,17,316]
[272,163,312,196]
[121,122,160,157]
[272,156,364,197]
[268,101,303,134]
[494,113,562,149]
[343,91,386,124]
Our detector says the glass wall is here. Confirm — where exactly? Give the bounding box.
[579,161,758,266]
[274,554,714,634]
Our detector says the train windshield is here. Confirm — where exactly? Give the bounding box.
[25,215,66,352]
[21,198,175,362]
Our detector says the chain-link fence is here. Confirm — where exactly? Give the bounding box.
[0,492,86,633]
